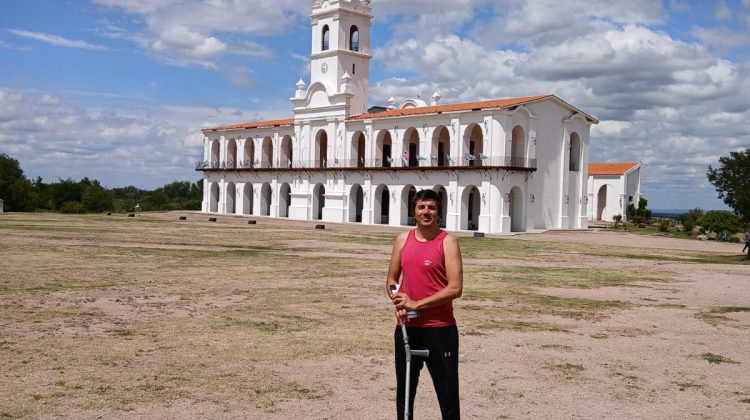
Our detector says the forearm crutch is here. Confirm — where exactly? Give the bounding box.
[391,284,429,420]
[400,318,429,420]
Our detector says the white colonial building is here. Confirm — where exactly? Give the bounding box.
[198,0,599,233]
[587,162,642,222]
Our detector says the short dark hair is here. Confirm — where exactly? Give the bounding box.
[414,189,442,215]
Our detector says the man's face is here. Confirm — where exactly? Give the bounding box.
[414,199,439,227]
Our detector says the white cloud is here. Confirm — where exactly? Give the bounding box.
[371,3,750,209]
[7,29,111,51]
[91,0,306,65]
[0,87,289,188]
[715,1,732,20]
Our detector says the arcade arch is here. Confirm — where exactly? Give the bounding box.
[242,183,253,215]
[401,185,417,225]
[225,182,236,214]
[313,184,325,220]
[281,136,293,168]
[432,125,451,167]
[464,124,483,167]
[209,182,219,212]
[279,183,291,217]
[511,126,526,166]
[462,185,480,230]
[375,130,392,167]
[403,128,420,167]
[316,130,328,168]
[260,183,272,216]
[349,184,363,223]
[374,184,390,224]
[509,186,524,232]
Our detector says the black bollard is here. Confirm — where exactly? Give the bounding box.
[208,217,217,222]
[179,216,187,221]
[247,220,256,225]
[315,224,325,230]
[473,232,485,238]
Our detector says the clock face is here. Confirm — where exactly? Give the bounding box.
[321,63,328,73]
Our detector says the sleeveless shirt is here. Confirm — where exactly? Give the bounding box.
[400,228,456,327]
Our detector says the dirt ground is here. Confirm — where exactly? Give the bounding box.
[0,212,748,419]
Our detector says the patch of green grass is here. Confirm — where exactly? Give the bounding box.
[219,315,323,333]
[456,236,547,259]
[325,233,394,246]
[474,319,570,333]
[701,352,739,364]
[711,306,750,314]
[591,248,750,265]
[540,344,573,351]
[108,329,135,337]
[519,293,629,320]
[544,363,585,379]
[696,307,750,326]
[675,381,704,391]
[740,398,750,404]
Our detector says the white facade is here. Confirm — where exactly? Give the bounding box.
[586,162,642,222]
[197,0,599,234]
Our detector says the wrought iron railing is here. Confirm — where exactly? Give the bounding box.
[195,155,537,171]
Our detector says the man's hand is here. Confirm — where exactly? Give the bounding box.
[391,292,417,311]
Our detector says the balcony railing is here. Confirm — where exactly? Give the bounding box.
[196,155,537,172]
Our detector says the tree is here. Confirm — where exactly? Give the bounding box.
[678,208,704,234]
[0,153,33,211]
[627,197,652,224]
[82,181,113,212]
[46,179,84,211]
[700,210,742,236]
[707,148,750,223]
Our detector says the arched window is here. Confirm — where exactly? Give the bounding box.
[350,26,359,52]
[322,25,330,51]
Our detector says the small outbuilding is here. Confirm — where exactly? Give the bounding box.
[587,162,642,222]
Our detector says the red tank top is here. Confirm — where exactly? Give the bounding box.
[400,229,456,327]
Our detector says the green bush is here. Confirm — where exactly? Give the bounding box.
[679,208,704,235]
[60,201,84,214]
[701,210,742,235]
[658,220,670,232]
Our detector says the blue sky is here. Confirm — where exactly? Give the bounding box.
[1,0,749,211]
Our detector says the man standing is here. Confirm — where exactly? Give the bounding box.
[386,189,463,419]
[743,227,750,259]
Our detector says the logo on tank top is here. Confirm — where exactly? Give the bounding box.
[423,259,432,266]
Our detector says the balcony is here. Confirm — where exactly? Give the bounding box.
[195,155,537,173]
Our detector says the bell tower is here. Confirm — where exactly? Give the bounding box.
[293,0,372,119]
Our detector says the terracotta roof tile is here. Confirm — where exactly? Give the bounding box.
[203,94,597,132]
[206,118,294,132]
[588,162,639,176]
[349,95,550,120]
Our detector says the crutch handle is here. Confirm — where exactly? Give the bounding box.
[411,349,429,357]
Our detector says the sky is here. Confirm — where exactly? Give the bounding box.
[1,0,749,211]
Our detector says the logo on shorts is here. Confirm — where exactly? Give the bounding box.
[423,259,432,266]
[444,352,452,357]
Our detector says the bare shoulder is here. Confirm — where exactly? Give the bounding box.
[442,232,462,253]
[392,230,409,249]
[442,232,459,246]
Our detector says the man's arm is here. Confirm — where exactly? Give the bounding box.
[385,232,408,296]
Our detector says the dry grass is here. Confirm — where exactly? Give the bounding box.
[0,211,732,417]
